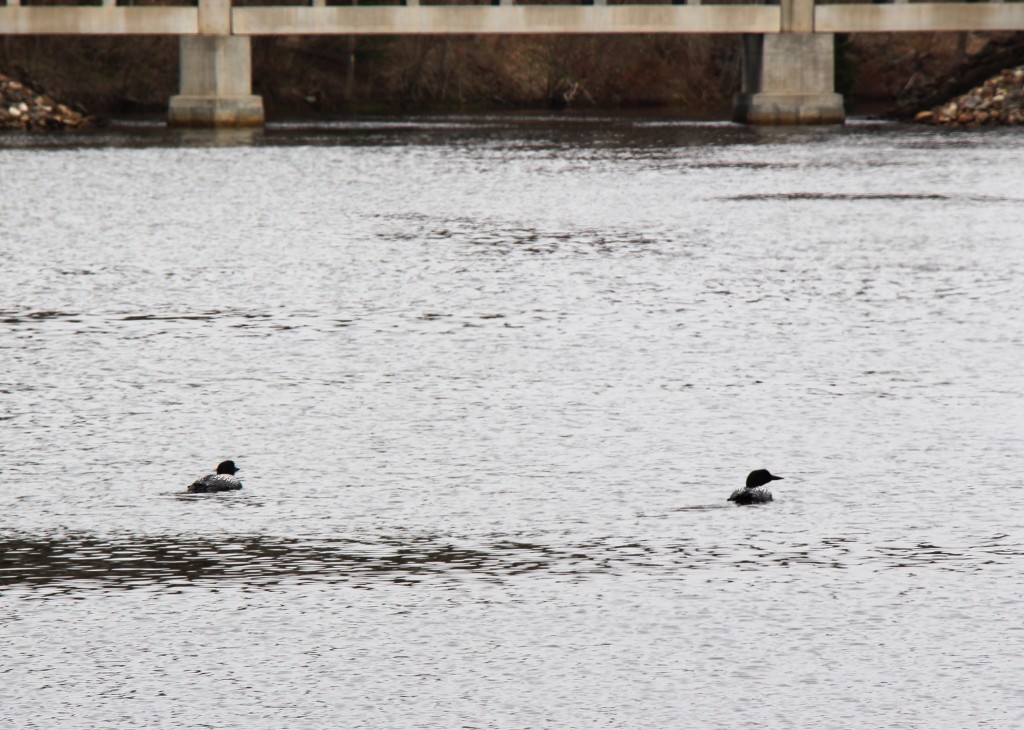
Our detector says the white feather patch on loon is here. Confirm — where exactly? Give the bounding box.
[188,460,243,493]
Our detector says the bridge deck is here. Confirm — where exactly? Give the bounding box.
[235,6,780,35]
[816,2,1024,32]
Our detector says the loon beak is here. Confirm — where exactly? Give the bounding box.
[771,475,783,481]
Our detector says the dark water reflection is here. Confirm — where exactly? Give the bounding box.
[0,113,899,153]
[4,529,1019,596]
[1,532,570,593]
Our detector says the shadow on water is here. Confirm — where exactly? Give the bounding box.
[0,532,592,597]
[3,530,1020,598]
[0,114,831,152]
[3,114,1015,156]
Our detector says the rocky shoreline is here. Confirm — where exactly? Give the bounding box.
[915,65,1024,126]
[0,73,92,130]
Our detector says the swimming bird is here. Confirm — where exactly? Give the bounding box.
[188,460,243,493]
[728,469,782,505]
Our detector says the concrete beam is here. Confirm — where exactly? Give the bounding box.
[780,0,814,33]
[198,0,231,35]
[232,5,781,36]
[0,7,197,35]
[815,3,1024,33]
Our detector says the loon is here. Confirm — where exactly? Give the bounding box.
[188,460,243,493]
[728,469,782,505]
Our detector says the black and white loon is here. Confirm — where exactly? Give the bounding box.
[728,469,782,505]
[188,460,243,493]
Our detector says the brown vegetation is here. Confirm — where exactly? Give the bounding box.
[843,30,1024,118]
[1,30,1023,119]
[0,34,743,116]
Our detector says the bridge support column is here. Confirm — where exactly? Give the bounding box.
[168,36,264,128]
[733,34,845,125]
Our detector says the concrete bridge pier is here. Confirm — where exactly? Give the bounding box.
[733,33,845,125]
[167,0,264,127]
[732,0,844,125]
[168,36,264,127]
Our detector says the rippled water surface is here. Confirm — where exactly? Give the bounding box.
[2,117,1023,728]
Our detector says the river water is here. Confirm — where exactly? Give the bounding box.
[1,116,1022,728]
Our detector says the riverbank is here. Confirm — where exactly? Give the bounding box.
[0,73,92,130]
[0,35,738,117]
[1,32,1022,122]
[842,31,1024,118]
[914,65,1024,125]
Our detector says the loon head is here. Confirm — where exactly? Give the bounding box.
[216,460,240,476]
[746,469,782,490]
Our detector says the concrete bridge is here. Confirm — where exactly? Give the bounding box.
[2,0,1023,126]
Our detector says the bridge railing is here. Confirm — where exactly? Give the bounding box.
[3,0,1021,4]
[0,0,1022,34]
[0,0,194,7]
[0,0,783,34]
[0,0,198,34]
[0,0,776,4]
